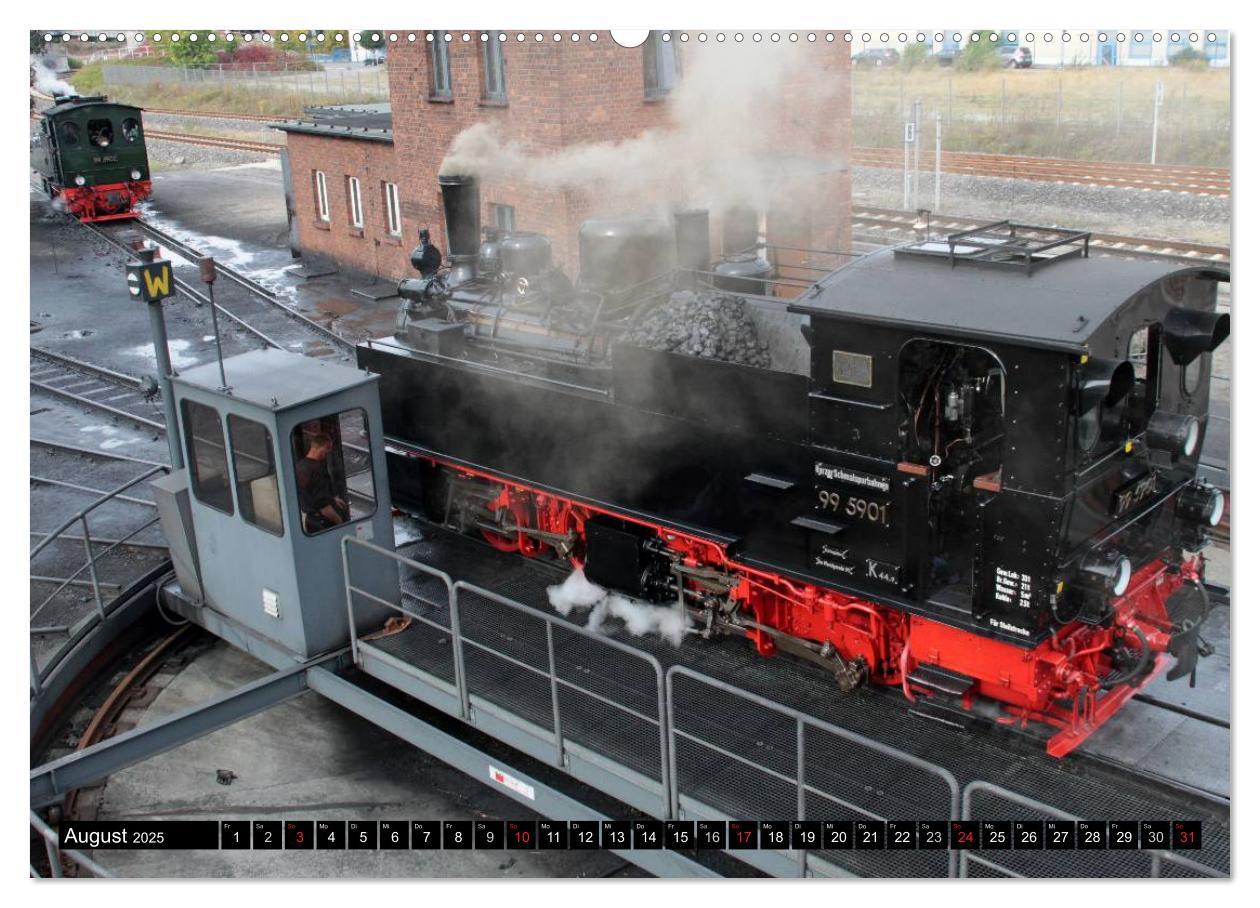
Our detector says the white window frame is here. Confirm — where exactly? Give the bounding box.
[385,182,402,237]
[314,170,329,222]
[347,176,364,228]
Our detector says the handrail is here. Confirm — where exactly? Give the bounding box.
[30,811,112,878]
[960,780,1225,879]
[30,464,171,697]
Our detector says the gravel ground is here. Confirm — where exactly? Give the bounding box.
[146,138,277,170]
[853,165,1231,245]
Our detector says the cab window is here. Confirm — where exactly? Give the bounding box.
[87,118,114,148]
[121,117,141,143]
[291,409,376,536]
[228,415,283,536]
[182,400,234,514]
[60,121,79,145]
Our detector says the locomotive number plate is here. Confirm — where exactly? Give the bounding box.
[1110,471,1161,518]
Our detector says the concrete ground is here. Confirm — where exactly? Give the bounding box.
[92,642,637,878]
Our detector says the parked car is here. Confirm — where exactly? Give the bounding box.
[999,44,1033,68]
[853,47,900,68]
[930,46,961,66]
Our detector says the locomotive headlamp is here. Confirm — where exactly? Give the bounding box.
[130,169,142,180]
[74,175,86,186]
[1177,482,1225,527]
[1077,550,1132,597]
[1145,412,1200,457]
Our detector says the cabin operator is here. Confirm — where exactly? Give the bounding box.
[295,426,350,533]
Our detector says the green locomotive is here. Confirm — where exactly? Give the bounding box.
[31,94,152,221]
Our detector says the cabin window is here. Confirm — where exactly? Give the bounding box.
[291,409,377,536]
[87,118,114,148]
[228,415,284,536]
[121,117,141,143]
[182,400,234,515]
[1128,324,1161,419]
[60,121,79,145]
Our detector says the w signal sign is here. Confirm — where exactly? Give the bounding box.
[126,260,174,302]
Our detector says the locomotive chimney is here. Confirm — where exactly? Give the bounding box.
[438,174,481,285]
[674,209,711,288]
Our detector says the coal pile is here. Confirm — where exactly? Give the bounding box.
[627,290,771,368]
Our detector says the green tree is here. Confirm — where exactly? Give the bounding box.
[30,31,47,54]
[358,30,386,50]
[899,42,930,70]
[168,32,220,66]
[957,31,1001,71]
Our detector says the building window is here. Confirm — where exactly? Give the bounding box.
[346,176,363,228]
[292,410,377,536]
[1129,37,1152,61]
[490,202,515,232]
[314,170,329,222]
[482,36,506,101]
[429,37,452,99]
[181,399,234,515]
[384,182,402,236]
[227,414,283,536]
[644,31,681,98]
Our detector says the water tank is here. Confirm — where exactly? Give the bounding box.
[578,217,675,291]
[500,232,553,278]
[714,253,773,295]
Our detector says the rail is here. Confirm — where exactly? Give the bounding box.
[341,536,964,877]
[960,781,1223,878]
[30,811,112,878]
[30,464,171,698]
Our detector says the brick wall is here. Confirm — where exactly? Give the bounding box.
[288,32,852,286]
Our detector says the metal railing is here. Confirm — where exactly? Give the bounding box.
[30,465,170,698]
[30,811,112,878]
[960,781,1224,878]
[341,536,959,876]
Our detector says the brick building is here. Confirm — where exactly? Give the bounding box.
[276,32,852,285]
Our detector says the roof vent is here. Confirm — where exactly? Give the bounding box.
[895,220,1091,275]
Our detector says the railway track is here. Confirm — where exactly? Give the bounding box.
[852,207,1230,267]
[142,107,280,123]
[143,129,281,155]
[83,218,355,358]
[852,146,1230,197]
[30,347,165,433]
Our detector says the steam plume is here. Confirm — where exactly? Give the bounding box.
[31,58,74,97]
[546,568,691,647]
[439,37,846,215]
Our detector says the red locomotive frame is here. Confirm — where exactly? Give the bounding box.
[410,448,1194,759]
[54,180,151,222]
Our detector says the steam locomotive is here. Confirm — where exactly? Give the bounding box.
[30,94,152,222]
[357,175,1229,757]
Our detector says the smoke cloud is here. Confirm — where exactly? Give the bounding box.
[31,58,74,97]
[439,37,847,215]
[546,568,691,647]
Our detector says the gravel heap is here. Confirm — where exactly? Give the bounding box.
[627,290,771,368]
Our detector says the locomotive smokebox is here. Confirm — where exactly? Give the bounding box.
[674,209,711,287]
[439,174,481,284]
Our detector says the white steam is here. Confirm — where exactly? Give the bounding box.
[547,568,691,647]
[439,37,847,215]
[31,58,74,97]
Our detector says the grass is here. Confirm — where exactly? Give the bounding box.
[852,66,1230,167]
[69,61,387,119]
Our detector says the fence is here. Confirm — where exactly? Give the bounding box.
[852,68,1230,167]
[30,811,112,878]
[101,64,389,102]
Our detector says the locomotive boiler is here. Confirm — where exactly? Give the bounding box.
[357,175,1229,757]
[31,94,152,221]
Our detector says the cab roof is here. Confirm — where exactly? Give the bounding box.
[788,243,1229,354]
[44,97,141,118]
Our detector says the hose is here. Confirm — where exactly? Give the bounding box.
[1099,625,1151,689]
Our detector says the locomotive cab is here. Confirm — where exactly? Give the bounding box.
[155,349,396,660]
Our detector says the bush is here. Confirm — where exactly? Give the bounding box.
[899,42,930,70]
[1170,46,1210,68]
[957,32,1001,71]
[168,32,220,67]
[66,57,83,70]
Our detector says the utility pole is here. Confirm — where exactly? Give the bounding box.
[934,112,943,211]
[913,99,922,210]
[1151,80,1165,165]
[903,120,915,210]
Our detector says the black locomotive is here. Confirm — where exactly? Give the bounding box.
[356,175,1228,756]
